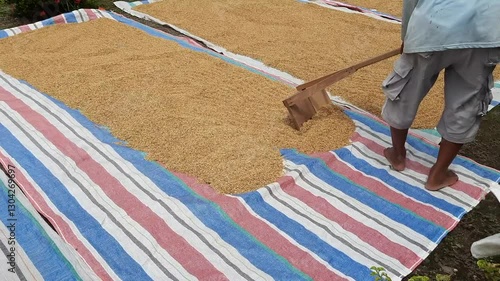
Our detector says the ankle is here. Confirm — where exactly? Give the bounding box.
[394,148,406,159]
[429,164,446,175]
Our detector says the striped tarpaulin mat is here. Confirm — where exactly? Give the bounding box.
[0,9,499,281]
[0,67,498,280]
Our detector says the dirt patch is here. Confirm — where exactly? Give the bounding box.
[0,18,355,194]
[134,0,445,129]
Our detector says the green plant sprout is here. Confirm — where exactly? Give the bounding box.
[477,259,500,281]
[370,266,392,281]
[435,274,451,281]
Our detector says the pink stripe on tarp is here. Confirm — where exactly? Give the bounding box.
[84,9,98,20]
[0,151,114,281]
[351,133,485,201]
[279,175,420,270]
[18,25,32,33]
[0,87,224,279]
[53,14,66,24]
[314,149,456,229]
[174,172,348,281]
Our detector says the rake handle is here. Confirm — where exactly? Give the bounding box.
[296,48,400,92]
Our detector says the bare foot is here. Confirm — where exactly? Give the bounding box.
[425,168,459,191]
[384,147,406,171]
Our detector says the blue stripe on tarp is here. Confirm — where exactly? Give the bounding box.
[40,17,55,26]
[334,147,465,217]
[0,124,151,281]
[0,180,81,280]
[64,11,77,24]
[0,30,8,39]
[344,110,500,182]
[491,100,499,107]
[281,148,446,242]
[237,189,372,281]
[16,80,309,280]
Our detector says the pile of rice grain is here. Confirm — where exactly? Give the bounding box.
[0,19,355,194]
[134,0,445,128]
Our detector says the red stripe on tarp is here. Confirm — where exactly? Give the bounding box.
[84,9,98,20]
[18,25,32,33]
[53,14,66,24]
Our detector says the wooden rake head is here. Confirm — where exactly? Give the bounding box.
[282,88,331,130]
[282,48,400,130]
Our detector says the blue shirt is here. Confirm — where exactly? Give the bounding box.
[402,0,500,53]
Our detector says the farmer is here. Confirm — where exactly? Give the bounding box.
[381,0,500,190]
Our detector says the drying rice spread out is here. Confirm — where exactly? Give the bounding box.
[0,19,355,194]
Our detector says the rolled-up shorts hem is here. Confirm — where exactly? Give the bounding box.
[382,109,412,130]
[437,126,479,144]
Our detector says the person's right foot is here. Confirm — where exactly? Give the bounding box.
[383,147,406,171]
[425,167,459,191]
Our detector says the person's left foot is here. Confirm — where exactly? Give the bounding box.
[384,147,406,171]
[425,168,459,191]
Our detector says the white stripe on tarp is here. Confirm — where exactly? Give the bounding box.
[34,21,44,29]
[3,28,15,37]
[72,9,84,23]
[230,194,356,281]
[1,73,273,281]
[26,24,37,31]
[258,183,410,276]
[77,9,90,22]
[283,160,436,254]
[0,104,193,281]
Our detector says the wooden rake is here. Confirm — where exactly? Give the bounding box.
[282,48,400,130]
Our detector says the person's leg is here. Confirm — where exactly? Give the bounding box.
[425,139,461,190]
[383,128,408,171]
[381,53,442,171]
[430,48,497,190]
